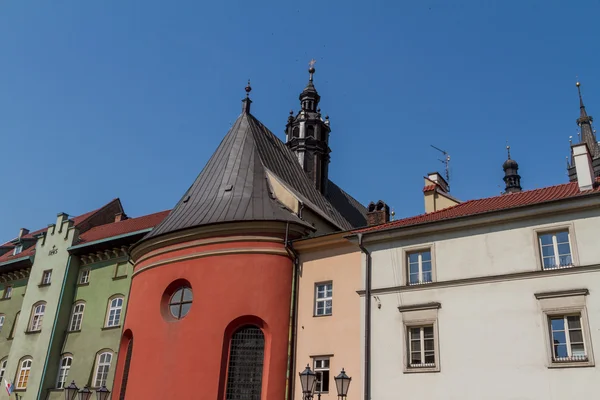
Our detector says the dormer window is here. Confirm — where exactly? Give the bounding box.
[12,245,22,256]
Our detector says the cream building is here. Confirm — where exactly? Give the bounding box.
[352,144,600,400]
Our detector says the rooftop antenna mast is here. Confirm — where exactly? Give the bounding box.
[430,145,451,186]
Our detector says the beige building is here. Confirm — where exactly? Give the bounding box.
[353,143,600,400]
[293,232,363,400]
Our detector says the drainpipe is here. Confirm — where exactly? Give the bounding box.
[357,233,371,400]
[284,223,300,400]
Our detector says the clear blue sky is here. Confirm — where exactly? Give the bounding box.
[1,1,598,240]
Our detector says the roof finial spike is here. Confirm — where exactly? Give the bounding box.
[506,141,511,160]
[245,79,252,98]
[308,59,316,82]
[576,79,584,109]
[242,79,252,114]
[569,135,573,145]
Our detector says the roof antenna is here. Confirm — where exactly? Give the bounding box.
[430,145,451,186]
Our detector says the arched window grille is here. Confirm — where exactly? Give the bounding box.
[225,326,265,400]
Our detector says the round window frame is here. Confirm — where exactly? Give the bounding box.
[168,286,193,320]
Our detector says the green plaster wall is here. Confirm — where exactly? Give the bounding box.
[44,256,131,400]
[1,215,77,400]
[0,278,28,361]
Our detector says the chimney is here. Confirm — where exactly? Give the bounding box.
[366,200,390,226]
[572,143,595,191]
[19,228,29,239]
[426,172,449,193]
[114,213,128,222]
[423,172,461,213]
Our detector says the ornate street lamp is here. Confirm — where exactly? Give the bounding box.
[64,381,79,400]
[95,385,111,400]
[334,368,351,399]
[78,386,92,400]
[299,364,317,400]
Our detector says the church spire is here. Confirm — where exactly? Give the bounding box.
[503,145,522,194]
[575,81,599,157]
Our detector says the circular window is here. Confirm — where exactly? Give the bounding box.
[169,287,193,319]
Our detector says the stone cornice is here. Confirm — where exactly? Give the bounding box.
[79,246,128,266]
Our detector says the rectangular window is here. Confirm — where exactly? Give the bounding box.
[408,325,436,368]
[407,250,433,285]
[12,245,22,256]
[69,303,85,331]
[79,268,90,285]
[549,314,587,363]
[41,270,52,285]
[0,315,4,332]
[314,282,333,316]
[313,357,330,393]
[539,231,572,269]
[106,297,124,327]
[114,262,128,278]
[3,286,12,299]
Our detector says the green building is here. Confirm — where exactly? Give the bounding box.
[0,199,167,400]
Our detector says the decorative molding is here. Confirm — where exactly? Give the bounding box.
[0,268,31,283]
[80,247,128,266]
[133,247,290,278]
[398,302,441,313]
[535,289,589,299]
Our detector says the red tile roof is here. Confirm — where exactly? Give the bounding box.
[356,180,600,234]
[78,210,170,244]
[423,184,437,192]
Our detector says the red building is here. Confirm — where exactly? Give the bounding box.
[112,69,367,399]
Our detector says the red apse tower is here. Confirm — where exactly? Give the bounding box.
[112,69,366,400]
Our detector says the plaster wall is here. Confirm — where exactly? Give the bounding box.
[2,216,77,400]
[294,244,362,400]
[365,208,600,400]
[0,279,27,360]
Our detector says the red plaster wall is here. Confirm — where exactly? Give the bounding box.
[112,237,293,400]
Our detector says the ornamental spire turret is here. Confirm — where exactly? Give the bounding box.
[503,145,522,194]
[568,81,600,182]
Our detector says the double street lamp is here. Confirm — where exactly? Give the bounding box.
[64,381,111,400]
[299,364,351,400]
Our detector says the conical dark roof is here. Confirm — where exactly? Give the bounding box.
[146,109,360,240]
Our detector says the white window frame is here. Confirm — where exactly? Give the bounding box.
[533,224,579,271]
[314,282,333,316]
[79,268,90,285]
[41,270,52,285]
[313,357,330,393]
[399,302,441,373]
[402,244,436,286]
[29,302,46,332]
[16,357,32,389]
[69,302,85,332]
[93,351,113,388]
[56,355,73,389]
[3,286,12,299]
[0,314,4,332]
[12,245,22,256]
[406,249,434,285]
[538,231,573,269]
[549,314,587,362]
[105,296,124,327]
[408,325,436,368]
[0,358,6,383]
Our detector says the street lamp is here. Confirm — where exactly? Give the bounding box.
[95,385,111,400]
[78,386,92,400]
[334,368,352,399]
[299,364,317,400]
[64,381,79,400]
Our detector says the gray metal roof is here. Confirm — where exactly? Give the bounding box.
[146,108,366,240]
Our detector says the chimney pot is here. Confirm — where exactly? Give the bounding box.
[366,200,390,226]
[427,172,449,193]
[19,228,29,238]
[572,143,595,191]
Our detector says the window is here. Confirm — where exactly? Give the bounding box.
[549,314,587,362]
[313,358,330,393]
[169,287,193,319]
[225,326,265,400]
[94,352,113,388]
[56,355,73,388]
[41,270,52,285]
[106,297,124,327]
[407,250,433,285]
[9,312,20,339]
[119,336,134,400]
[0,358,6,383]
[79,268,90,285]
[114,262,128,278]
[0,314,4,332]
[16,357,32,389]
[29,302,46,332]
[315,282,332,316]
[13,245,22,256]
[69,302,85,331]
[408,326,436,368]
[3,286,12,299]
[539,231,572,269]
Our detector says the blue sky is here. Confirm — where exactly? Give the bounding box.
[0,1,598,240]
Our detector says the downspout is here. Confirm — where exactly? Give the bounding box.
[284,222,300,400]
[37,255,73,400]
[357,233,371,400]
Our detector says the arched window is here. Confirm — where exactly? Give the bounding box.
[292,127,299,138]
[105,296,124,327]
[9,312,20,339]
[56,354,73,388]
[29,302,46,332]
[225,326,265,400]
[16,357,32,389]
[0,358,7,383]
[94,351,113,388]
[69,302,85,331]
[0,314,4,332]
[119,336,134,400]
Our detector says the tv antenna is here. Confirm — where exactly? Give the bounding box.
[430,145,451,185]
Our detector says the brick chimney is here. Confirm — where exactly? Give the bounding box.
[114,213,128,222]
[572,143,596,191]
[366,200,390,226]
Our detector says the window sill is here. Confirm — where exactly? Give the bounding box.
[67,329,82,334]
[48,388,64,392]
[24,329,41,335]
[112,275,128,281]
[38,283,51,288]
[77,282,90,287]
[0,298,11,301]
[101,325,121,331]
[403,365,440,374]
[13,389,26,392]
[313,313,332,318]
[548,361,594,369]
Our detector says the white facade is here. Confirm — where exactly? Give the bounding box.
[361,198,600,400]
